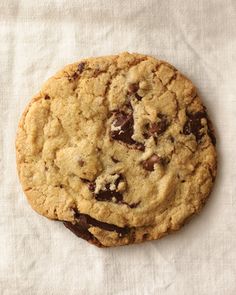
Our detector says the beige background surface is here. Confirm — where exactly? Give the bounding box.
[0,0,236,294]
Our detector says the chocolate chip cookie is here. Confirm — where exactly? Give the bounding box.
[16,52,217,247]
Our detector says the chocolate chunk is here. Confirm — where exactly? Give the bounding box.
[64,221,92,240]
[183,111,206,142]
[63,221,103,247]
[77,62,85,73]
[156,118,168,134]
[71,72,78,80]
[151,114,169,135]
[128,83,139,93]
[88,175,140,208]
[183,110,216,145]
[110,111,144,151]
[113,174,121,187]
[142,154,163,171]
[149,123,160,135]
[44,95,50,100]
[96,189,123,202]
[110,112,134,144]
[128,83,143,100]
[143,132,150,139]
[144,114,169,139]
[135,93,142,101]
[68,62,86,81]
[74,212,130,236]
[93,175,124,203]
[64,210,130,245]
[94,189,140,208]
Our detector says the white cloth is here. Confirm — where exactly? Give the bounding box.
[1,0,236,294]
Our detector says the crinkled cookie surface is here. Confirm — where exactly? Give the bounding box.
[16,52,217,247]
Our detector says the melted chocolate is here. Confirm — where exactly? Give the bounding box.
[183,111,205,141]
[110,111,144,151]
[95,189,123,202]
[77,62,85,73]
[146,113,169,138]
[64,221,94,241]
[74,212,130,235]
[135,93,142,101]
[71,72,78,80]
[69,62,86,81]
[89,175,124,202]
[143,113,169,140]
[183,109,216,145]
[88,175,140,208]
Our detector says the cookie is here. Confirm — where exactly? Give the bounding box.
[16,52,217,247]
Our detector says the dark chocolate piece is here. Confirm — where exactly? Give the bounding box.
[110,111,144,151]
[93,175,124,202]
[74,212,130,235]
[183,111,205,142]
[95,189,123,202]
[64,210,131,246]
[64,221,94,241]
[71,72,78,80]
[77,62,85,73]
[88,175,140,208]
[69,62,86,81]
[135,93,142,101]
[183,109,216,145]
[110,112,135,144]
[145,113,169,138]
